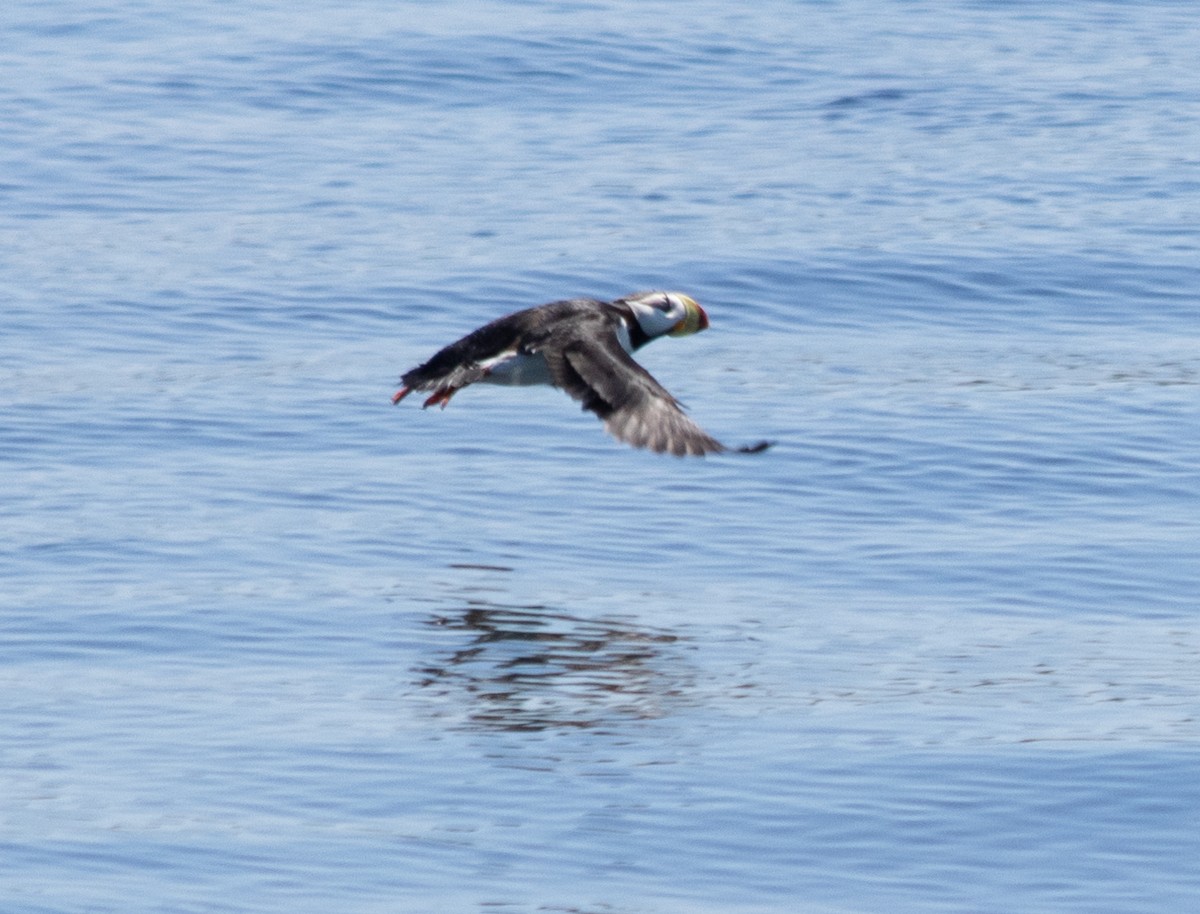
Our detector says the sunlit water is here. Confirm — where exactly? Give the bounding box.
[4,2,1200,912]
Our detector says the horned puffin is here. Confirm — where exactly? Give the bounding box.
[392,291,770,457]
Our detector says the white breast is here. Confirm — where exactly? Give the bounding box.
[615,321,634,354]
[478,350,553,387]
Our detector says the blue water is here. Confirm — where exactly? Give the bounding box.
[4,1,1200,912]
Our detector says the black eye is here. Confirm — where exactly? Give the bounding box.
[656,296,673,312]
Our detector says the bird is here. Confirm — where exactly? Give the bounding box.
[391,291,771,457]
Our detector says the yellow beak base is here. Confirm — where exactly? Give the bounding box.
[667,296,710,337]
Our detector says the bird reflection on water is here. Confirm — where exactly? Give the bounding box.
[415,600,689,732]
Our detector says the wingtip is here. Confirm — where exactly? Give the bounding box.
[674,438,771,457]
[734,440,773,454]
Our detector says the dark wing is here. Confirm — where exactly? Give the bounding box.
[535,315,727,456]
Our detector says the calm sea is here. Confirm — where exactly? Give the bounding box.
[3,1,1200,912]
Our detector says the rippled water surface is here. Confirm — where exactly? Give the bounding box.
[4,1,1200,912]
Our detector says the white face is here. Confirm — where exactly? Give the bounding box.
[624,291,705,338]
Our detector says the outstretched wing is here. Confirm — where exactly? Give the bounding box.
[536,319,727,456]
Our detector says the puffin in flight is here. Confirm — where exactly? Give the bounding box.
[392,291,770,457]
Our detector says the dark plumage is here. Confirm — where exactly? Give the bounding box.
[392,291,770,457]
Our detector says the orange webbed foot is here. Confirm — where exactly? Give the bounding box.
[422,387,458,409]
[391,387,412,405]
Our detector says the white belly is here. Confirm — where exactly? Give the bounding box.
[479,351,553,387]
